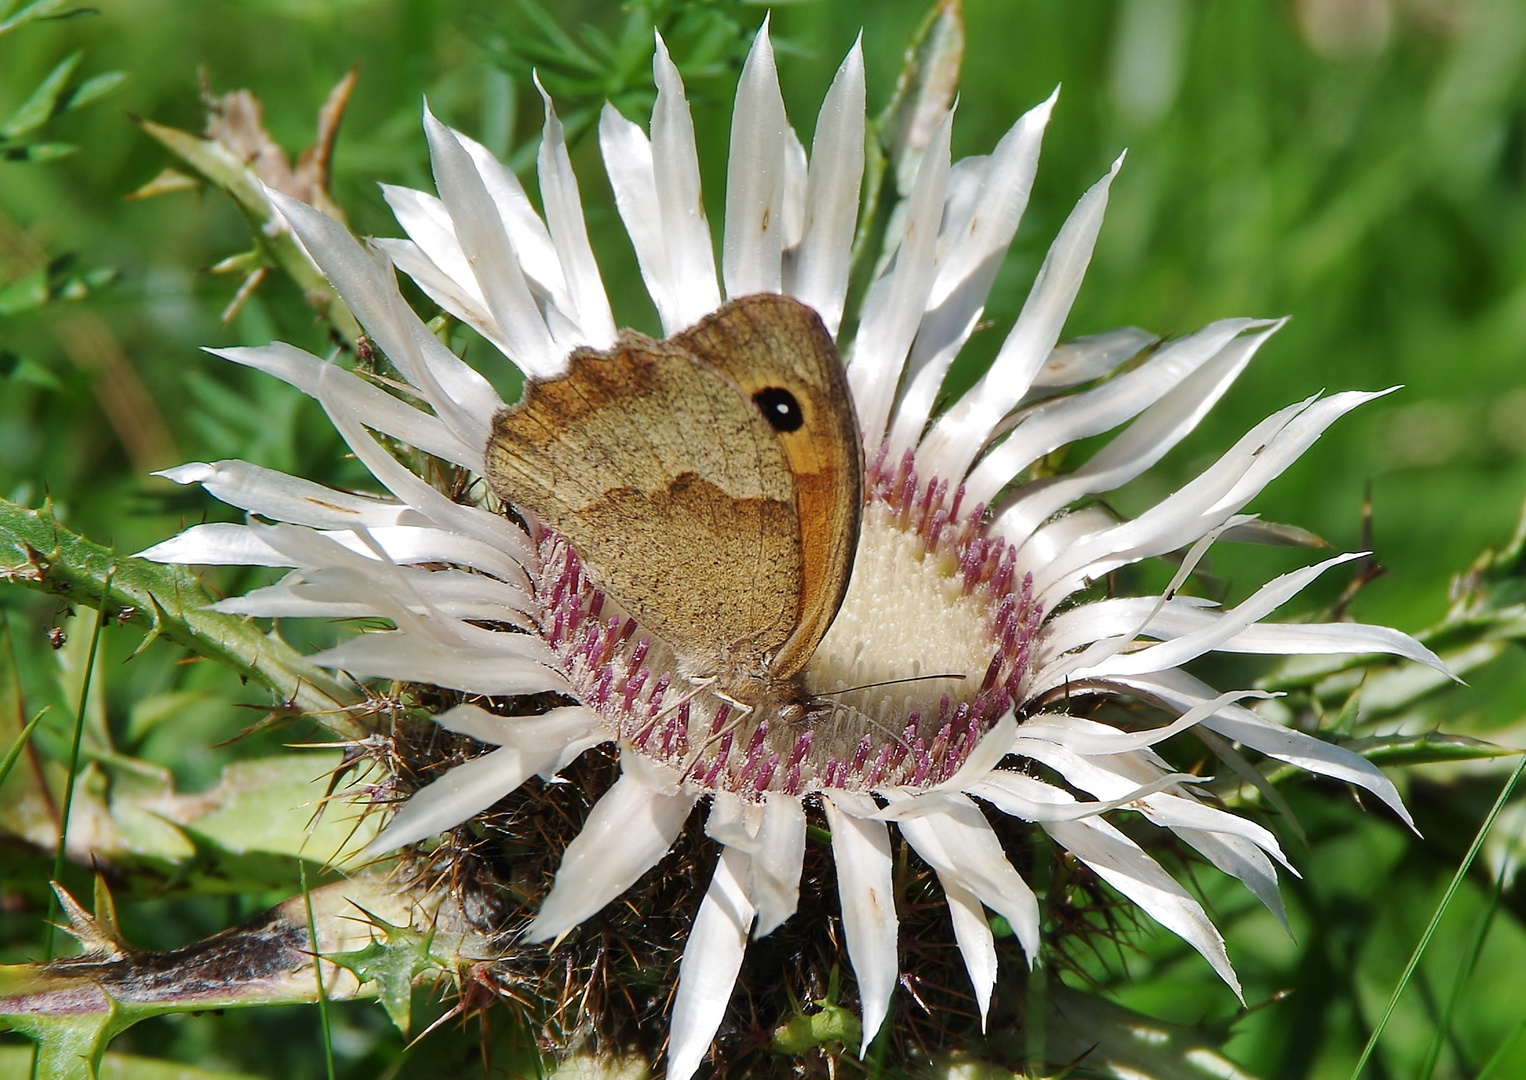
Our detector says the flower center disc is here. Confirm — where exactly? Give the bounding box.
[537,448,1042,797]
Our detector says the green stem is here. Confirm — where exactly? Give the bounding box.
[301,861,338,1080]
[41,575,110,963]
[1476,1018,1526,1080]
[1416,812,1522,1080]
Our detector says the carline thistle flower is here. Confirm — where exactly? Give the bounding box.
[142,22,1446,1078]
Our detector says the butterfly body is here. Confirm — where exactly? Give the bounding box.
[484,294,863,717]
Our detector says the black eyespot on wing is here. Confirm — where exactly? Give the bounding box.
[753,387,804,433]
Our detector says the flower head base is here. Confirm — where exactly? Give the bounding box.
[142,21,1449,1078]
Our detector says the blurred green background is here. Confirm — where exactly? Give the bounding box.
[2,0,1525,1077]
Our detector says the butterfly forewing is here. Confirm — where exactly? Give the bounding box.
[484,293,861,697]
[675,295,862,680]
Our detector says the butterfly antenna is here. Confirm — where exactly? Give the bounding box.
[824,672,967,695]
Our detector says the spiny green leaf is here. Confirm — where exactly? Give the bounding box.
[0,1009,118,1080]
[179,753,380,865]
[0,498,362,728]
[0,51,80,138]
[1345,731,1521,767]
[328,910,440,1035]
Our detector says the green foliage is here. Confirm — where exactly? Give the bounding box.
[476,0,777,167]
[2,0,1526,1078]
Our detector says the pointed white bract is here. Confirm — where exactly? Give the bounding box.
[139,22,1449,1078]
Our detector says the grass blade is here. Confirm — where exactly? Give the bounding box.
[40,571,111,963]
[300,860,338,1080]
[1348,753,1526,1080]
[1416,806,1523,1079]
[1476,1018,1526,1080]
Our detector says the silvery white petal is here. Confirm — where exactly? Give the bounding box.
[849,109,953,445]
[1044,815,1241,997]
[1067,552,1364,679]
[136,523,289,566]
[1039,594,1446,674]
[1179,612,1447,667]
[885,91,1059,456]
[918,154,1123,484]
[433,702,600,751]
[360,744,525,857]
[723,19,788,299]
[1028,395,1319,604]
[266,189,504,423]
[894,791,1040,963]
[667,846,755,1080]
[212,565,532,624]
[1014,691,1272,755]
[752,793,807,938]
[1035,595,1217,662]
[535,77,617,348]
[1028,326,1158,393]
[780,125,807,254]
[1176,827,1291,929]
[963,318,1264,508]
[1011,737,1291,870]
[791,37,865,337]
[1203,390,1397,527]
[704,791,762,852]
[652,34,722,328]
[312,631,563,697]
[321,395,533,565]
[370,236,511,359]
[449,128,574,314]
[526,762,699,942]
[363,707,602,858]
[309,524,526,584]
[380,184,477,298]
[600,102,681,333]
[929,89,1057,312]
[209,343,482,471]
[1115,668,1414,827]
[996,321,1281,547]
[156,460,424,531]
[823,794,898,1056]
[422,108,563,376]
[971,767,1212,823]
[940,875,997,1027]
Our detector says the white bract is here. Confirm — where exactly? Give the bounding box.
[141,25,1447,1080]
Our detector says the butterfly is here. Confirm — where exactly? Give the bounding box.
[484,293,862,719]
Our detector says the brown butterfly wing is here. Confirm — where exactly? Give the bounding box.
[672,294,862,680]
[484,332,805,682]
